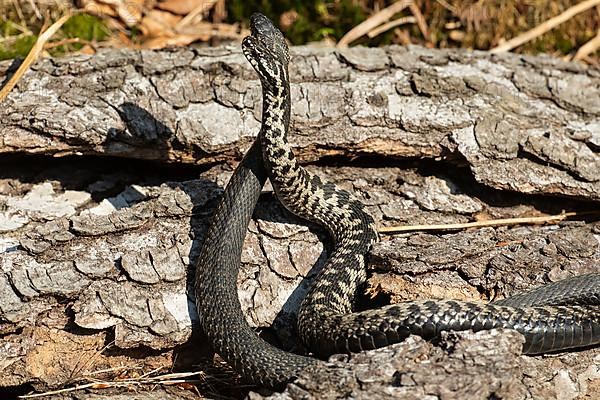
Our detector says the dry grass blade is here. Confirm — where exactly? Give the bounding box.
[4,19,34,35]
[0,13,69,102]
[367,16,416,38]
[18,370,209,399]
[0,32,31,44]
[491,0,600,53]
[338,0,413,47]
[408,2,429,40]
[43,37,88,49]
[18,382,101,399]
[378,211,598,234]
[25,0,42,20]
[574,29,600,60]
[435,0,457,14]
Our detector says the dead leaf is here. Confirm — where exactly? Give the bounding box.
[116,0,144,27]
[156,0,210,15]
[279,10,299,30]
[176,21,246,39]
[80,0,144,26]
[213,0,226,23]
[142,22,245,48]
[142,33,209,49]
[78,44,97,55]
[80,0,118,18]
[448,30,465,41]
[174,0,219,29]
[140,9,181,37]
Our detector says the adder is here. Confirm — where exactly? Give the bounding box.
[194,13,600,389]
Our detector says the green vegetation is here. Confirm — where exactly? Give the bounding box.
[0,32,37,60]
[227,0,369,44]
[228,0,600,56]
[62,13,109,42]
[0,13,108,60]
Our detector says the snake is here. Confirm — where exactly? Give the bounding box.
[194,12,600,389]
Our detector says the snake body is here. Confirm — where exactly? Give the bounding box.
[195,13,600,389]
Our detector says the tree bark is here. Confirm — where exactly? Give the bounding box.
[1,45,598,199]
[0,45,599,399]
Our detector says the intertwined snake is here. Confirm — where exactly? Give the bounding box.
[195,13,600,389]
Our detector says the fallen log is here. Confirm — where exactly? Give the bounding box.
[0,45,598,399]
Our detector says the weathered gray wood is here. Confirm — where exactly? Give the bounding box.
[253,330,600,400]
[0,45,598,199]
[0,45,599,399]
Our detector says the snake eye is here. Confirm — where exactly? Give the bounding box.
[242,37,285,86]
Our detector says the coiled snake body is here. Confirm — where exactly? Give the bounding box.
[195,13,600,389]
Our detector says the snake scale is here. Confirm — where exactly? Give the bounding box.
[195,13,600,389]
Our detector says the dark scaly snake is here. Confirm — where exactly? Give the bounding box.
[195,13,600,389]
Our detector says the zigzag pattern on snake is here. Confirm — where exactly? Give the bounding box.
[194,12,600,389]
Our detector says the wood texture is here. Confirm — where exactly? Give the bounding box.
[0,45,599,399]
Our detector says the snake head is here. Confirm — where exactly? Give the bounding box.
[242,13,290,89]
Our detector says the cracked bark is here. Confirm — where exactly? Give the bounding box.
[1,45,599,199]
[0,45,599,399]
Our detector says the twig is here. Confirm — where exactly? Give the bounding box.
[18,370,208,399]
[490,0,600,53]
[367,16,416,38]
[138,365,167,379]
[573,29,600,60]
[0,14,70,102]
[379,211,597,234]
[338,0,413,47]
[18,382,102,399]
[43,37,90,49]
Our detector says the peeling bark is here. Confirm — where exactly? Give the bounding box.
[1,45,598,199]
[0,45,599,399]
